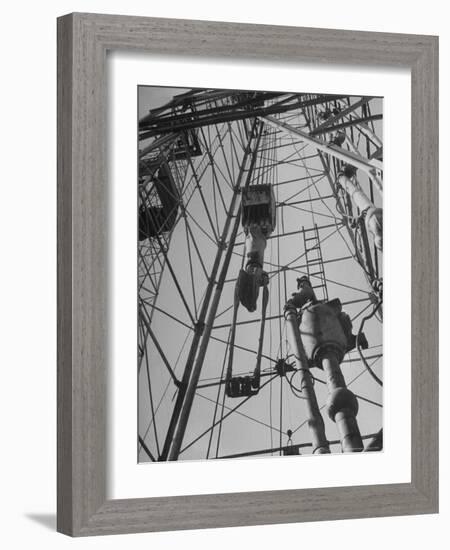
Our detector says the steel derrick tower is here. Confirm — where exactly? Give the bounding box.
[138,88,383,462]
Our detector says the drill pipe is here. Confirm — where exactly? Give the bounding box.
[337,173,382,251]
[284,304,330,454]
[321,353,363,452]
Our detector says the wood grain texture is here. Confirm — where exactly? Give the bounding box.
[57,13,74,535]
[410,35,439,505]
[57,12,439,537]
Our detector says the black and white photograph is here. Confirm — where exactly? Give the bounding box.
[137,87,383,462]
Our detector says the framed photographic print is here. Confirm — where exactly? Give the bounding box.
[57,12,438,536]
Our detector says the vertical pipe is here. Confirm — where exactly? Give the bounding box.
[321,353,363,452]
[338,173,383,252]
[253,284,269,385]
[284,305,330,454]
[168,202,244,460]
[338,174,373,213]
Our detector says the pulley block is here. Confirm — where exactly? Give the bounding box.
[226,375,260,398]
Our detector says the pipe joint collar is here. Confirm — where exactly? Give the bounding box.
[327,387,359,422]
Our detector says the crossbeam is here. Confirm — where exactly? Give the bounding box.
[261,115,383,194]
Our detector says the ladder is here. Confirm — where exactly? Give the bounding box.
[302,223,329,301]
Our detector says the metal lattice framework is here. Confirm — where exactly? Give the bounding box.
[137,89,383,462]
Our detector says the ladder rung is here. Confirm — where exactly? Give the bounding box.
[310,271,323,276]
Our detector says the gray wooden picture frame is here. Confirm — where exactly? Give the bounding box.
[57,12,439,537]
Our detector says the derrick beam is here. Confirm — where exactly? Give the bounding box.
[261,114,383,195]
[139,94,350,139]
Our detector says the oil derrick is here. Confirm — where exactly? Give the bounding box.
[138,90,384,462]
[137,90,328,337]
